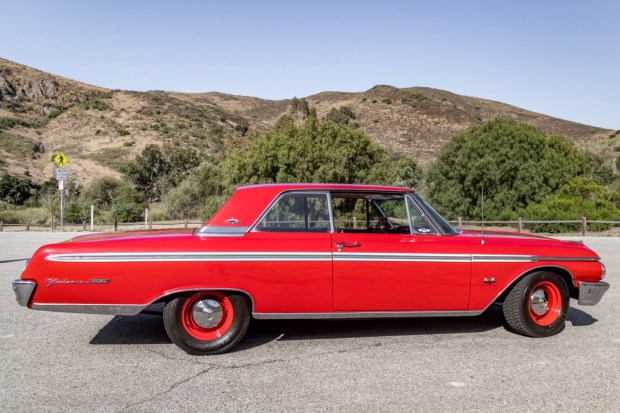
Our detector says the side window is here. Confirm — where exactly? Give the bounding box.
[256,193,330,232]
[407,197,436,234]
[331,197,380,230]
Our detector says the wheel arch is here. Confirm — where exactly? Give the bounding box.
[493,265,577,306]
[148,288,255,313]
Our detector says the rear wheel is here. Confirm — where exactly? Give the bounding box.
[503,271,569,337]
[163,291,250,355]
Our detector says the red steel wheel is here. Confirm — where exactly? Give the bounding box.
[180,292,234,340]
[528,281,562,326]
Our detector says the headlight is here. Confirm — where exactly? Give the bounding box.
[600,261,606,280]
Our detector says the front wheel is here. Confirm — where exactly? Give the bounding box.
[163,291,250,355]
[503,271,569,337]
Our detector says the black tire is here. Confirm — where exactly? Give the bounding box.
[163,291,250,355]
[503,271,569,338]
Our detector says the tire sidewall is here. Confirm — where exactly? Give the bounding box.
[520,272,569,336]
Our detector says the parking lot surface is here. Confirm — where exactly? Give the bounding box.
[1,233,618,412]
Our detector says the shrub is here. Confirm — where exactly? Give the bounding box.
[426,118,595,220]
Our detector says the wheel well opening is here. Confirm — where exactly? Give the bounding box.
[150,290,254,313]
[495,266,578,303]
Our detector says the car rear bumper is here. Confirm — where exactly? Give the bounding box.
[578,281,610,306]
[12,279,36,307]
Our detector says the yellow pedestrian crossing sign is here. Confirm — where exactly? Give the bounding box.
[54,152,69,167]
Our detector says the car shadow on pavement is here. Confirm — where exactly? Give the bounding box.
[566,306,598,327]
[90,304,507,348]
[89,304,599,350]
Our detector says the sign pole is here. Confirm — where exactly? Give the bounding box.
[59,181,64,232]
[53,151,70,232]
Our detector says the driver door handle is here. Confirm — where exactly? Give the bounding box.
[336,242,361,251]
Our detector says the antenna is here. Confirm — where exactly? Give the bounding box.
[480,186,485,245]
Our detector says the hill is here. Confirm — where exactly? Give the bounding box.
[0,57,616,185]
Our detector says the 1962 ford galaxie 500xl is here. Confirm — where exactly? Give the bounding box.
[12,184,609,354]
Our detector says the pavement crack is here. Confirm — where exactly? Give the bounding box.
[117,359,284,411]
[119,366,216,412]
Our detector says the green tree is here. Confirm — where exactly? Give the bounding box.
[122,144,199,202]
[223,115,421,188]
[162,162,225,219]
[426,118,594,219]
[82,176,147,222]
[0,173,35,205]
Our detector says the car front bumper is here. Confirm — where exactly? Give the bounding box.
[578,281,610,306]
[12,279,36,307]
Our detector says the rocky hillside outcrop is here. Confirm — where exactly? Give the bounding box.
[0,58,616,185]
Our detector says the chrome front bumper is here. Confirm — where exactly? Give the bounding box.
[578,281,610,306]
[12,279,36,307]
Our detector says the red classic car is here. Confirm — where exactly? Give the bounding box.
[13,184,609,354]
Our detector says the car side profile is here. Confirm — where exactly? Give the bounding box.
[12,184,609,354]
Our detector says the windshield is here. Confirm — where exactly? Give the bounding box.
[410,192,458,235]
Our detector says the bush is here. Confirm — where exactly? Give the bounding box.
[82,176,147,222]
[520,177,620,233]
[426,118,595,220]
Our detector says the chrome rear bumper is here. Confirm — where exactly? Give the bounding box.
[578,281,610,306]
[12,279,36,307]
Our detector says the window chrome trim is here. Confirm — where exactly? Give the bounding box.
[404,194,414,235]
[326,192,335,234]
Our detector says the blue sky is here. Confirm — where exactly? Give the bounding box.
[1,1,618,129]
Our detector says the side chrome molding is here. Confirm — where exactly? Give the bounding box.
[252,310,484,320]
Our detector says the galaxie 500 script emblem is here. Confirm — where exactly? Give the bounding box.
[45,278,111,288]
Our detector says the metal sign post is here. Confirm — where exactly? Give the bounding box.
[59,179,64,231]
[54,152,70,232]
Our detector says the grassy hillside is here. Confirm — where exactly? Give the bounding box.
[0,57,616,186]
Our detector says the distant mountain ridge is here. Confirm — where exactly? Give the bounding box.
[0,58,616,185]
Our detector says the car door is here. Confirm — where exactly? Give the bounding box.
[331,193,471,312]
[241,191,334,314]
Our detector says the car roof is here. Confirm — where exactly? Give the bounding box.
[204,183,413,228]
[236,183,411,192]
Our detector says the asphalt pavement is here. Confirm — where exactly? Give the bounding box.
[0,233,618,412]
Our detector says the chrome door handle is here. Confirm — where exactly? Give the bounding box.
[336,242,361,251]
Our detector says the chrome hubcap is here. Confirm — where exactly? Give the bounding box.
[192,299,223,328]
[530,289,549,316]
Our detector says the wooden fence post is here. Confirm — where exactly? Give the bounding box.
[0,221,3,232]
[148,220,152,230]
[184,219,188,229]
[353,217,357,229]
[457,217,462,228]
[518,217,523,233]
[113,214,118,232]
[51,215,54,231]
[582,217,587,236]
[26,221,30,231]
